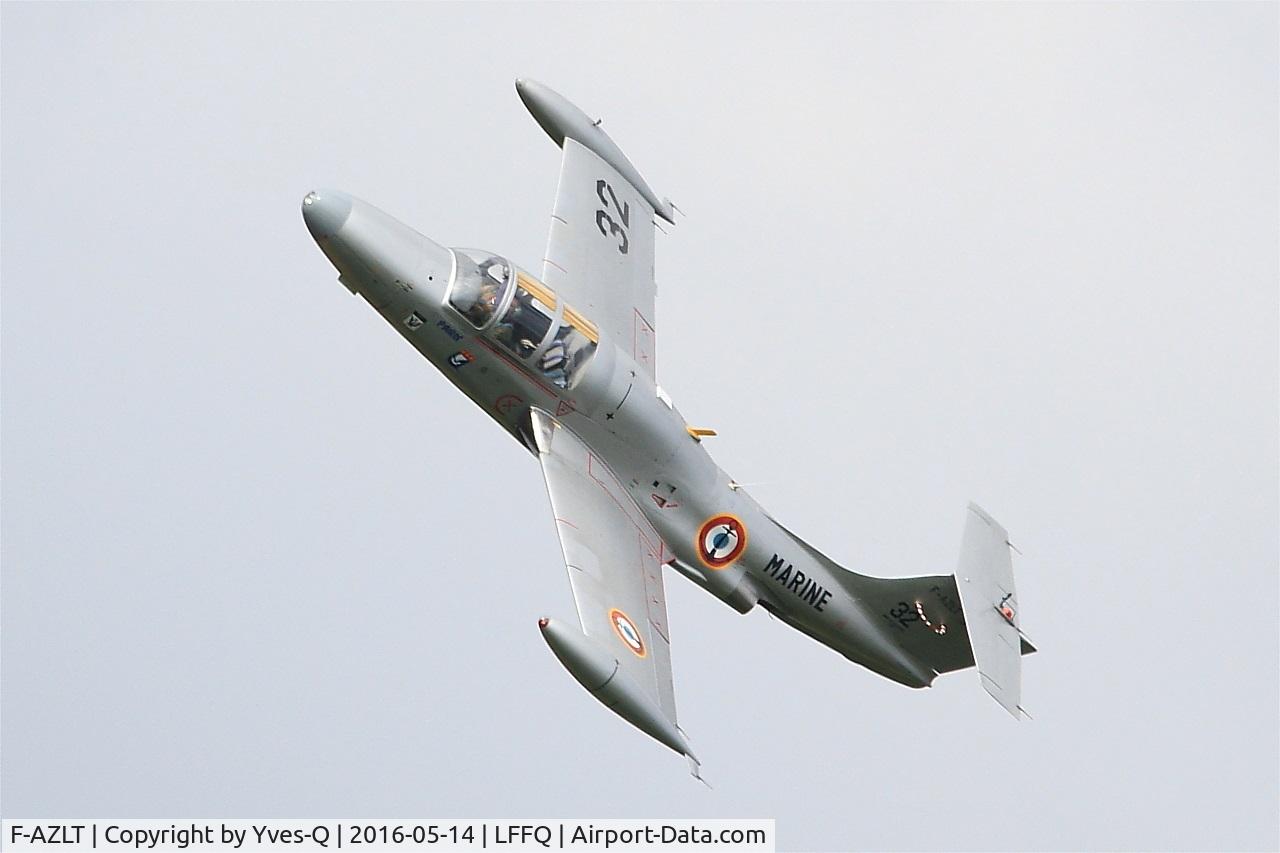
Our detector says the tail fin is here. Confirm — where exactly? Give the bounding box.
[817,503,1034,715]
[954,503,1030,718]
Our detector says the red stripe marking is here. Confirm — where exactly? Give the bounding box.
[472,337,558,398]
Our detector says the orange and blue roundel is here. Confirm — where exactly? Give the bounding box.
[696,514,748,570]
[609,608,647,658]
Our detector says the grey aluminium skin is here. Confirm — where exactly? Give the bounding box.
[301,79,1035,778]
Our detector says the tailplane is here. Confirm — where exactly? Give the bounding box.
[953,502,1031,718]
[816,503,1035,716]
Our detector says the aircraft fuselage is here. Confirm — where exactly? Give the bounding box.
[303,189,936,689]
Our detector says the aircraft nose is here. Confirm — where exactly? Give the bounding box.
[301,189,353,240]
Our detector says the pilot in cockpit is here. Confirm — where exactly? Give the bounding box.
[450,253,507,329]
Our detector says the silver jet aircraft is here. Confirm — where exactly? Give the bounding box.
[301,79,1035,777]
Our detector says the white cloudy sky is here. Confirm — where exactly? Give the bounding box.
[3,3,1276,851]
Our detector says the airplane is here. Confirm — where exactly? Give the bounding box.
[301,78,1035,778]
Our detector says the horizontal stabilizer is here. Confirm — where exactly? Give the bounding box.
[954,503,1026,718]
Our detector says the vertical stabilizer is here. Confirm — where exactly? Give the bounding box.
[954,503,1026,718]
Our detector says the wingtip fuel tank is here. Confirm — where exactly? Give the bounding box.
[538,617,695,760]
[515,77,675,224]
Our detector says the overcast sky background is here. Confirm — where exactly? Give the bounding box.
[3,4,1277,851]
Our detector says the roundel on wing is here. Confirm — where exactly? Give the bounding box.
[609,608,646,658]
[696,514,748,570]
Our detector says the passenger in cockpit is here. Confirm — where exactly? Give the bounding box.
[539,339,568,387]
[495,285,555,360]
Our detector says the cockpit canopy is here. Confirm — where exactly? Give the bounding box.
[447,249,599,390]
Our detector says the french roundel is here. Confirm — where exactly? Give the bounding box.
[696,514,748,570]
[609,608,646,658]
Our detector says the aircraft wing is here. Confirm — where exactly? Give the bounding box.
[526,408,678,724]
[517,79,670,380]
[542,139,659,378]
